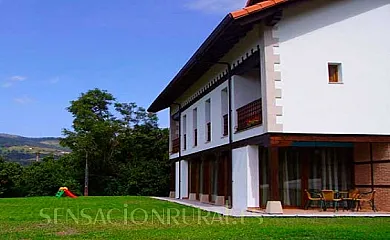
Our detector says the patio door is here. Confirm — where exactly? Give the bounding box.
[279,148,303,207]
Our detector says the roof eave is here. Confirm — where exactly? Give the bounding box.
[147,14,235,113]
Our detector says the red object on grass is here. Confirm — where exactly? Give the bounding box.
[64,190,78,198]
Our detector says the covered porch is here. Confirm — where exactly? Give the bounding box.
[254,134,390,212]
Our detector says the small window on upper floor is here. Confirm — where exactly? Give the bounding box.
[193,108,198,147]
[182,115,187,151]
[205,99,211,142]
[328,63,342,83]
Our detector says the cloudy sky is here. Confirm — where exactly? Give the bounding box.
[0,0,245,137]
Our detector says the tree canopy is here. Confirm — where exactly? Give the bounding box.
[0,89,170,198]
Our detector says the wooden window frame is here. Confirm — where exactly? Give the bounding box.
[328,63,342,84]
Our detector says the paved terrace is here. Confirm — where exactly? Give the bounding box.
[152,197,390,218]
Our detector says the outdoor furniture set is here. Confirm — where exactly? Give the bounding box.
[304,189,377,212]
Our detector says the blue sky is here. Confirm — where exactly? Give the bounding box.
[0,0,243,137]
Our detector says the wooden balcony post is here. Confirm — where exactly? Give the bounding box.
[269,147,280,201]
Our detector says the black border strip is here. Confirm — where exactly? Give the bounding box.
[356,185,390,189]
[354,160,390,165]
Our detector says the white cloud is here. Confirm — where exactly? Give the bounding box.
[14,96,34,104]
[10,75,27,82]
[1,75,27,88]
[49,76,60,84]
[185,0,243,14]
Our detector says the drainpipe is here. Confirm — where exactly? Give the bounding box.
[200,61,233,208]
[200,61,233,145]
[172,102,182,199]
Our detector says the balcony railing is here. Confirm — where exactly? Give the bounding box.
[172,137,180,154]
[236,98,262,132]
[206,122,211,142]
[223,114,228,136]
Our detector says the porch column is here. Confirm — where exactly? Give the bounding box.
[179,160,189,199]
[216,153,226,206]
[169,163,176,198]
[188,160,199,201]
[175,161,180,199]
[269,147,280,200]
[266,147,283,214]
[232,146,260,210]
[200,155,210,203]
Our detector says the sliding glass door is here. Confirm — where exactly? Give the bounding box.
[278,147,352,208]
[279,149,302,207]
[309,148,352,191]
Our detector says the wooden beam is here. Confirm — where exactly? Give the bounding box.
[271,133,390,143]
[269,147,280,201]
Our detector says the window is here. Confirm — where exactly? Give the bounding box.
[183,115,187,150]
[193,108,198,147]
[328,63,342,83]
[170,114,180,153]
[221,88,228,136]
[205,99,211,142]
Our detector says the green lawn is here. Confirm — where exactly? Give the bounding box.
[0,196,389,239]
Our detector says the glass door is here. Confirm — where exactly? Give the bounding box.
[279,148,302,207]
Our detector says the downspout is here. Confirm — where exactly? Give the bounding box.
[172,102,182,199]
[201,61,233,208]
[200,61,233,145]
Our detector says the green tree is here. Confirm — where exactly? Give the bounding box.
[20,155,81,197]
[0,157,24,197]
[60,88,170,197]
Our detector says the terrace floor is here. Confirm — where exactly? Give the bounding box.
[153,197,390,218]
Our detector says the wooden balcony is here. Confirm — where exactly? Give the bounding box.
[172,138,180,154]
[223,114,228,136]
[236,98,262,132]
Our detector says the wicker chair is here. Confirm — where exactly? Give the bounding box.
[341,188,360,210]
[304,189,324,210]
[321,190,342,211]
[356,190,377,212]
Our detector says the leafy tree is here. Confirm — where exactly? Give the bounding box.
[60,89,169,196]
[20,155,81,197]
[1,88,169,198]
[0,157,24,197]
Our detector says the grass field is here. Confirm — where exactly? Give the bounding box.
[0,196,390,239]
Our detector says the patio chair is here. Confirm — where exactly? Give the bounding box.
[304,189,324,210]
[321,190,342,211]
[356,190,377,212]
[340,188,360,211]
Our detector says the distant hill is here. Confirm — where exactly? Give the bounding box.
[0,133,71,165]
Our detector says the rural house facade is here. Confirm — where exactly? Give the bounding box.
[148,0,390,211]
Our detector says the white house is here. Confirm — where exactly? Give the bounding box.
[148,0,390,212]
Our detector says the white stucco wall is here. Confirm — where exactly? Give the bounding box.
[277,0,390,135]
[180,160,189,199]
[179,82,230,157]
[232,146,260,210]
[232,147,248,210]
[231,71,264,142]
[247,145,259,208]
[175,161,180,199]
[167,27,265,159]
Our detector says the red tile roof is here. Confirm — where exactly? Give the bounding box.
[232,0,289,19]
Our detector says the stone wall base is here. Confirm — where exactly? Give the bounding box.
[266,201,283,214]
[189,193,197,201]
[200,194,210,203]
[169,191,175,198]
[215,196,225,206]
